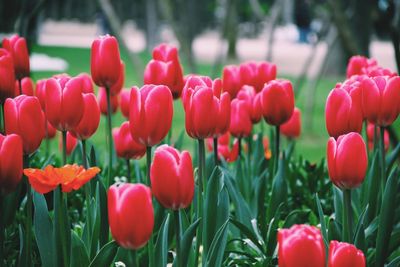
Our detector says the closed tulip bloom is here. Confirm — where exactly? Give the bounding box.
[361,76,400,126]
[108,183,154,250]
[230,98,252,138]
[119,89,130,119]
[328,241,365,267]
[77,73,94,94]
[91,35,121,88]
[278,224,325,267]
[0,49,15,103]
[281,107,301,138]
[261,80,295,126]
[346,55,377,78]
[15,77,34,96]
[4,95,45,155]
[45,76,85,131]
[0,134,23,195]
[2,35,30,79]
[327,132,367,189]
[325,81,363,138]
[183,76,230,139]
[35,79,46,110]
[46,121,57,139]
[59,132,78,156]
[366,122,390,151]
[151,145,194,209]
[237,85,263,124]
[98,87,119,115]
[109,61,124,96]
[222,65,241,98]
[71,93,100,140]
[240,61,277,92]
[129,85,173,146]
[113,122,146,159]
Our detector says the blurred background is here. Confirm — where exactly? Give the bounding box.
[1,0,400,161]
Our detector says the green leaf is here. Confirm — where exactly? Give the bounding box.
[33,192,56,267]
[375,168,399,266]
[88,240,119,267]
[266,155,287,222]
[205,218,230,267]
[353,205,368,255]
[385,142,400,174]
[173,130,185,150]
[266,204,283,258]
[154,213,170,267]
[387,255,400,267]
[97,178,109,247]
[181,218,201,267]
[366,151,381,223]
[230,218,265,254]
[333,186,343,225]
[315,193,329,253]
[70,231,90,267]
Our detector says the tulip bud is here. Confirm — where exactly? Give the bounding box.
[46,121,57,139]
[328,241,365,267]
[108,183,154,249]
[327,132,367,189]
[0,134,23,195]
[229,98,252,138]
[98,87,119,115]
[113,121,146,160]
[45,76,85,131]
[240,61,277,92]
[325,80,363,138]
[346,55,377,78]
[119,89,130,119]
[222,65,241,98]
[91,35,121,89]
[281,107,302,139]
[109,61,124,96]
[35,79,46,110]
[71,93,100,140]
[278,224,325,267]
[129,85,173,146]
[151,145,194,209]
[4,95,45,155]
[15,77,34,96]
[2,35,30,79]
[0,48,15,103]
[366,122,389,151]
[77,73,94,94]
[361,76,400,126]
[59,132,77,156]
[237,85,263,124]
[261,80,294,126]
[182,76,230,139]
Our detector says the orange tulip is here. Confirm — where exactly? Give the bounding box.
[23,164,100,194]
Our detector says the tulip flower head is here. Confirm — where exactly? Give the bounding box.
[113,121,146,160]
[327,132,368,189]
[98,87,119,115]
[0,48,15,103]
[2,35,30,79]
[15,77,34,96]
[237,85,263,124]
[281,107,302,139]
[119,88,130,119]
[366,122,390,151]
[71,93,100,140]
[278,224,325,267]
[24,164,100,194]
[328,241,365,267]
[229,98,252,138]
[206,132,239,163]
[239,61,277,92]
[151,145,194,209]
[108,183,154,249]
[346,55,377,78]
[77,73,94,94]
[222,65,241,98]
[0,134,23,195]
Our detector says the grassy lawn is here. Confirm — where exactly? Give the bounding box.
[31,44,341,163]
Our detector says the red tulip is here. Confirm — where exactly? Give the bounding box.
[91,35,121,89]
[129,85,173,146]
[0,134,23,195]
[240,61,277,92]
[59,132,78,156]
[119,88,130,119]
[206,132,239,163]
[144,44,184,99]
[0,48,15,103]
[35,79,46,110]
[222,65,241,98]
[45,76,85,131]
[346,55,377,78]
[278,224,325,267]
[4,95,45,155]
[2,35,29,79]
[366,66,397,77]
[108,183,154,249]
[328,241,365,267]
[229,98,252,138]
[182,76,230,139]
[361,75,400,126]
[151,145,194,209]
[281,107,301,138]
[77,73,94,94]
[327,132,367,189]
[71,93,100,140]
[237,85,263,124]
[108,61,124,96]
[46,121,57,139]
[15,77,34,96]
[113,121,146,159]
[366,122,390,151]
[98,87,119,115]
[261,80,295,126]
[325,80,363,138]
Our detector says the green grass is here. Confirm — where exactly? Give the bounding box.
[31,44,341,163]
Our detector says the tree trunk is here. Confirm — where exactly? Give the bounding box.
[145,0,158,51]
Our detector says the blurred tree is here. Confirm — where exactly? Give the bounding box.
[145,0,158,51]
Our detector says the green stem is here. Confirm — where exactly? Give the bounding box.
[194,139,205,267]
[62,131,67,165]
[0,103,4,134]
[131,249,139,267]
[213,137,219,166]
[126,159,131,182]
[24,155,32,266]
[274,126,280,175]
[174,210,181,267]
[247,134,252,175]
[238,137,242,159]
[364,121,369,155]
[60,190,69,267]
[380,126,386,183]
[82,139,88,169]
[146,146,154,267]
[105,87,114,187]
[18,78,22,96]
[342,189,352,243]
[82,140,92,245]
